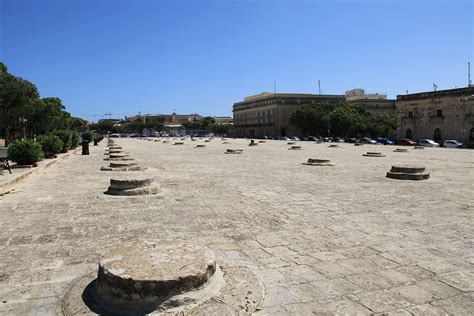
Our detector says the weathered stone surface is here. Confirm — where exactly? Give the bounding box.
[386,171,430,180]
[225,149,243,154]
[390,165,426,173]
[302,158,333,166]
[105,175,159,195]
[0,139,473,314]
[288,146,301,150]
[363,152,386,157]
[97,240,216,309]
[386,165,430,180]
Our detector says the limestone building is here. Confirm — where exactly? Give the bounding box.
[125,113,203,125]
[396,86,474,145]
[345,88,396,117]
[233,92,345,137]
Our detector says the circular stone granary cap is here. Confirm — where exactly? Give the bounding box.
[62,240,264,315]
[109,161,137,168]
[303,158,333,166]
[105,175,159,195]
[363,152,386,157]
[386,165,430,180]
[390,165,426,173]
[97,240,216,310]
[225,149,243,154]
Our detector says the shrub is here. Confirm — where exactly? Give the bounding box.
[8,139,44,165]
[81,131,93,143]
[71,131,80,148]
[93,133,103,143]
[37,134,63,158]
[53,130,72,152]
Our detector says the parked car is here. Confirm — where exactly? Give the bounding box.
[375,137,395,145]
[396,138,417,146]
[359,137,377,144]
[290,136,300,141]
[443,140,463,148]
[418,139,440,147]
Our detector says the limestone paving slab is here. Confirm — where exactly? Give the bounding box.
[0,139,473,314]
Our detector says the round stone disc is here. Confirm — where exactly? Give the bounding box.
[96,240,216,310]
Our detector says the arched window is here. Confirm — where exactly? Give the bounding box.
[434,128,442,141]
[470,128,474,140]
[406,129,413,139]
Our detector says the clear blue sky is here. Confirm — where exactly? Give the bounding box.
[1,0,473,121]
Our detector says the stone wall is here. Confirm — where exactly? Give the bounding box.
[233,93,345,137]
[396,87,474,144]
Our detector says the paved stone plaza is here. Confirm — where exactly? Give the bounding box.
[0,138,473,315]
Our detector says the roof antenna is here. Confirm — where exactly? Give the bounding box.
[468,62,472,87]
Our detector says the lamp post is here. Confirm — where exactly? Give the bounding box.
[19,117,27,139]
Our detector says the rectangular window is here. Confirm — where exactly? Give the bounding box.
[408,111,413,118]
[437,109,443,117]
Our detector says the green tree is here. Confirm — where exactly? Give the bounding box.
[212,123,231,135]
[289,103,333,135]
[66,117,87,132]
[0,63,40,145]
[182,121,202,131]
[328,105,366,137]
[200,117,216,131]
[290,101,396,138]
[144,121,164,132]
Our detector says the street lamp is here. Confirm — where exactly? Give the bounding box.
[19,117,27,139]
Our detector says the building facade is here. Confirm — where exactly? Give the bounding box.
[345,88,396,117]
[126,113,203,125]
[396,87,474,145]
[214,116,233,124]
[233,92,345,137]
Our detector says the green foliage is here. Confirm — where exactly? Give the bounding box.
[289,103,331,135]
[81,131,93,142]
[70,131,80,148]
[289,102,396,138]
[53,130,72,152]
[144,122,164,132]
[92,132,103,142]
[94,120,117,134]
[37,134,63,158]
[0,63,40,145]
[7,139,44,165]
[182,121,202,130]
[212,123,231,135]
[182,117,224,133]
[66,117,87,132]
[200,117,216,130]
[1,62,86,146]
